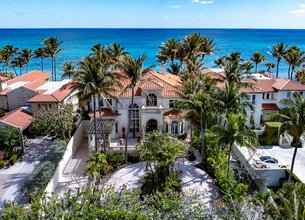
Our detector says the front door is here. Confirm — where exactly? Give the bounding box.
[146,119,158,133]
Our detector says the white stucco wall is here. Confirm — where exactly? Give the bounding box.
[0,95,8,110]
[7,86,37,111]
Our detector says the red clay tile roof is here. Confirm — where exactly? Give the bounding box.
[114,70,183,98]
[27,82,74,103]
[0,108,32,130]
[0,76,9,82]
[89,108,120,118]
[7,71,51,86]
[163,109,185,118]
[262,103,279,111]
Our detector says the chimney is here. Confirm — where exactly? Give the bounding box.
[161,63,166,75]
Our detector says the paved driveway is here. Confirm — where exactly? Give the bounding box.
[0,139,53,209]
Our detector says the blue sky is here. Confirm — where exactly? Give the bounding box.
[0,0,305,28]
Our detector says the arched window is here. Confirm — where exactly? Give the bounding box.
[129,104,140,133]
[146,93,157,106]
[171,121,178,135]
[180,122,184,134]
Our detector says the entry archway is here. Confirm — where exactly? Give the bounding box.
[146,119,158,133]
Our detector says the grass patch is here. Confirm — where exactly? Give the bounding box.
[21,140,66,200]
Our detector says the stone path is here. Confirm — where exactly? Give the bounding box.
[0,139,53,209]
[55,138,89,196]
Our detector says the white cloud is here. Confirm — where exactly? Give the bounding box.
[197,15,204,18]
[200,1,213,4]
[168,5,180,9]
[291,3,305,16]
[192,0,200,2]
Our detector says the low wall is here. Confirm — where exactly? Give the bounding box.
[45,120,89,194]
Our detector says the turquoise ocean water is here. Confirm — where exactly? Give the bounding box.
[1,28,305,79]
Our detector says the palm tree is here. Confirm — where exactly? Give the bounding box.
[285,48,305,80]
[269,42,288,78]
[166,63,180,75]
[117,54,155,163]
[43,37,64,81]
[2,45,19,72]
[20,48,33,73]
[250,52,267,73]
[178,75,218,157]
[108,43,128,68]
[226,52,243,63]
[274,92,305,180]
[200,37,218,62]
[11,56,26,76]
[214,56,226,68]
[240,61,254,73]
[33,48,48,71]
[211,113,259,179]
[265,62,276,72]
[158,38,180,66]
[61,61,75,79]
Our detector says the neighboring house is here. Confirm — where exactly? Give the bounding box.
[0,71,51,111]
[27,80,79,113]
[207,69,305,128]
[0,107,33,132]
[90,70,188,139]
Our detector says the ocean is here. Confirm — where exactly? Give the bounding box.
[1,28,305,79]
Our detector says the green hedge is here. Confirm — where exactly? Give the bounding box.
[21,140,66,200]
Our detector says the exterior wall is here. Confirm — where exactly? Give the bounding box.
[30,102,57,113]
[45,120,87,194]
[93,92,184,139]
[63,89,79,111]
[7,86,37,111]
[245,93,263,128]
[0,95,8,110]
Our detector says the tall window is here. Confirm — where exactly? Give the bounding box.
[129,104,140,133]
[287,92,291,98]
[165,123,169,133]
[251,95,256,104]
[146,94,157,106]
[180,122,184,134]
[171,121,178,135]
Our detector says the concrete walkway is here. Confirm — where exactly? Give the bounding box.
[55,138,89,196]
[0,139,53,209]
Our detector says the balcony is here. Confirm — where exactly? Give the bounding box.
[141,105,163,114]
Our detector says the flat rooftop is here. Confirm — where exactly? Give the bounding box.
[238,145,305,183]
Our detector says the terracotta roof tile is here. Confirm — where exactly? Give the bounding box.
[0,108,32,130]
[0,76,9,82]
[7,70,51,86]
[163,109,185,118]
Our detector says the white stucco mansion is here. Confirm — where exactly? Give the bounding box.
[90,70,189,139]
[89,69,305,141]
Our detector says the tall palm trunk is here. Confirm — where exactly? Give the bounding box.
[26,62,28,73]
[20,67,22,76]
[51,56,54,81]
[276,59,280,78]
[125,87,135,163]
[291,66,295,80]
[54,56,57,81]
[93,94,98,152]
[12,67,17,76]
[255,64,258,73]
[97,97,106,152]
[287,65,291,79]
[289,137,300,180]
[41,57,44,71]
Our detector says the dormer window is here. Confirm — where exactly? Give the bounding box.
[146,94,157,106]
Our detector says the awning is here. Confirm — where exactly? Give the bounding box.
[262,103,279,111]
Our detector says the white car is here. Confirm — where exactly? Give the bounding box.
[254,156,287,169]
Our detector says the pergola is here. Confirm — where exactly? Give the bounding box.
[86,119,115,152]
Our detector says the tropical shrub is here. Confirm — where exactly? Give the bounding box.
[0,160,4,169]
[9,154,18,165]
[259,121,282,145]
[106,151,124,168]
[137,132,187,196]
[21,140,66,200]
[0,127,21,152]
[85,151,108,186]
[31,104,74,138]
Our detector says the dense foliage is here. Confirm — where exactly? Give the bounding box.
[137,132,187,196]
[21,140,66,200]
[0,126,22,151]
[31,104,74,138]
